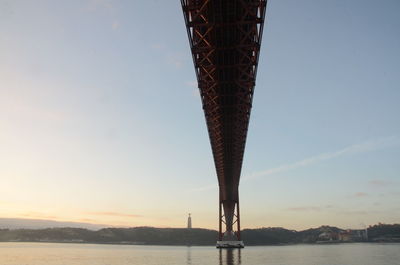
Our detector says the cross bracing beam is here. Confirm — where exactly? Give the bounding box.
[181,0,267,243]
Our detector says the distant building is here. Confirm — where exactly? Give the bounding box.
[339,229,368,242]
[338,230,351,242]
[318,232,334,241]
[187,213,192,229]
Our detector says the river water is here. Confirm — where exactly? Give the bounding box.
[0,242,399,265]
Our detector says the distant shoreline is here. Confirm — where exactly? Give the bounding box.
[1,224,399,246]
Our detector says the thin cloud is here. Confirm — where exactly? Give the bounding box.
[191,136,400,192]
[287,207,321,212]
[369,179,392,187]
[244,136,400,181]
[78,218,97,222]
[19,212,58,220]
[87,211,141,218]
[338,210,369,215]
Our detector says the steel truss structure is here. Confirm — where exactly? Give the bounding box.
[181,0,267,242]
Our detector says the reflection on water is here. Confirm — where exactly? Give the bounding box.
[219,248,241,265]
[186,246,241,265]
[1,242,400,265]
[187,247,191,265]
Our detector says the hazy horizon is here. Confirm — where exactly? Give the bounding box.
[0,217,388,231]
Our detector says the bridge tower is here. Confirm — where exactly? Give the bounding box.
[181,0,267,248]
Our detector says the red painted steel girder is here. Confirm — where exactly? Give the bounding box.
[181,0,267,234]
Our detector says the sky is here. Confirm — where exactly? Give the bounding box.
[0,0,399,230]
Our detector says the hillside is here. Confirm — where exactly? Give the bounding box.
[0,224,399,246]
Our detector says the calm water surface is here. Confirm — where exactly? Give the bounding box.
[0,242,399,265]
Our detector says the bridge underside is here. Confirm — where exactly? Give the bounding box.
[181,0,267,245]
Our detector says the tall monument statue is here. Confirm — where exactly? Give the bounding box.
[187,213,192,229]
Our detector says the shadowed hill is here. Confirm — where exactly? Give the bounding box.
[0,227,217,245]
[0,224,399,246]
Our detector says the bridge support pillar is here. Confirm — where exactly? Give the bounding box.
[216,196,244,248]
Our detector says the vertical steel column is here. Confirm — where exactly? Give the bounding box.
[236,200,241,241]
[219,198,241,241]
[219,195,223,241]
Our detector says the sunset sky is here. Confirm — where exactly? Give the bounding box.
[1,0,399,230]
